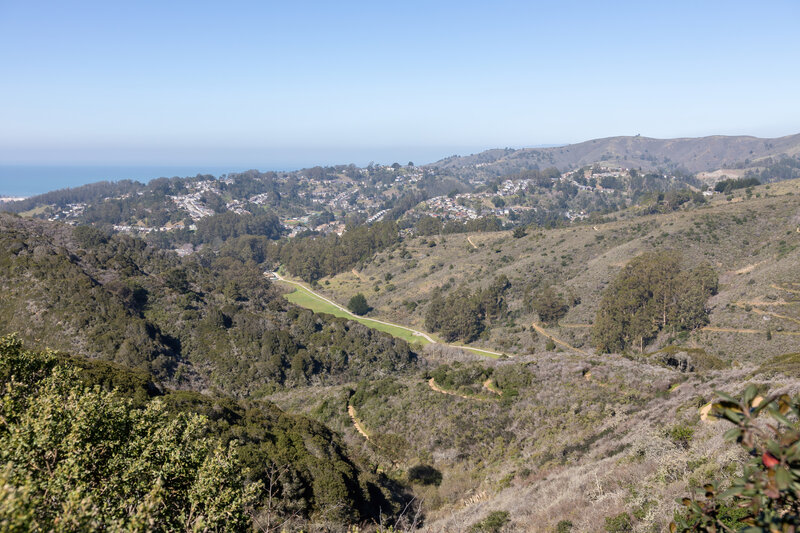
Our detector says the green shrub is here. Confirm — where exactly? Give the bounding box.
[530,286,569,324]
[604,512,632,532]
[469,510,510,533]
[667,423,695,448]
[0,336,258,531]
[407,464,442,486]
[347,293,370,315]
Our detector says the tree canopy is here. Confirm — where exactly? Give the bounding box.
[0,335,258,531]
[347,293,370,315]
[592,251,717,352]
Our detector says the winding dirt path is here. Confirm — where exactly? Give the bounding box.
[731,298,800,327]
[741,306,800,326]
[347,404,401,467]
[531,322,591,356]
[772,283,800,296]
[702,326,761,334]
[348,405,371,441]
[698,326,800,335]
[351,268,365,281]
[467,235,478,249]
[482,378,502,396]
[428,378,478,400]
[735,300,794,307]
[583,370,609,388]
[732,261,766,275]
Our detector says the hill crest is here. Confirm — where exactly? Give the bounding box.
[430,132,800,173]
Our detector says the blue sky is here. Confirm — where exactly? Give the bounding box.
[1,0,799,167]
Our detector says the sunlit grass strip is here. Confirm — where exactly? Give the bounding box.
[277,277,505,357]
[282,285,431,346]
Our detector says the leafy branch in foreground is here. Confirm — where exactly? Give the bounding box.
[672,385,800,532]
[0,334,260,531]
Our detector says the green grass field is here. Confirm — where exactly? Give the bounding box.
[281,283,431,346]
[284,287,346,317]
[279,279,502,357]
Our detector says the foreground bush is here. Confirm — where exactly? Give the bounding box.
[673,385,800,532]
[0,335,259,531]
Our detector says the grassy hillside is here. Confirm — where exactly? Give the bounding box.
[315,178,800,361]
[279,279,433,346]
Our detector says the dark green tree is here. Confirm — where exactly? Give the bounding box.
[532,286,569,324]
[347,293,370,315]
[592,251,717,353]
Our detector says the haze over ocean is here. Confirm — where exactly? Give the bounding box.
[0,165,252,197]
[0,144,492,197]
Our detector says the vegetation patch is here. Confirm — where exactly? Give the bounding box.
[283,284,430,345]
[593,251,718,353]
[757,352,800,377]
[652,346,728,372]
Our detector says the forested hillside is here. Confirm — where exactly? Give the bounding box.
[0,335,410,530]
[2,176,800,531]
[0,214,416,396]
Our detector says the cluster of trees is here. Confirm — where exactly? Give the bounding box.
[425,276,510,342]
[66,176,199,228]
[592,251,718,352]
[1,179,145,213]
[430,362,493,396]
[528,286,570,324]
[714,177,761,193]
[0,335,409,529]
[743,156,800,183]
[193,209,283,243]
[276,220,400,282]
[82,193,182,227]
[637,188,707,214]
[384,191,428,221]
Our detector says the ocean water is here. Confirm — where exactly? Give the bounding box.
[0,165,260,197]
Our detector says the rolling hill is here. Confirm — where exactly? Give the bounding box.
[431,132,800,174]
[3,153,800,531]
[313,177,800,363]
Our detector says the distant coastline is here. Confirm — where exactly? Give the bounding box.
[0,165,259,197]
